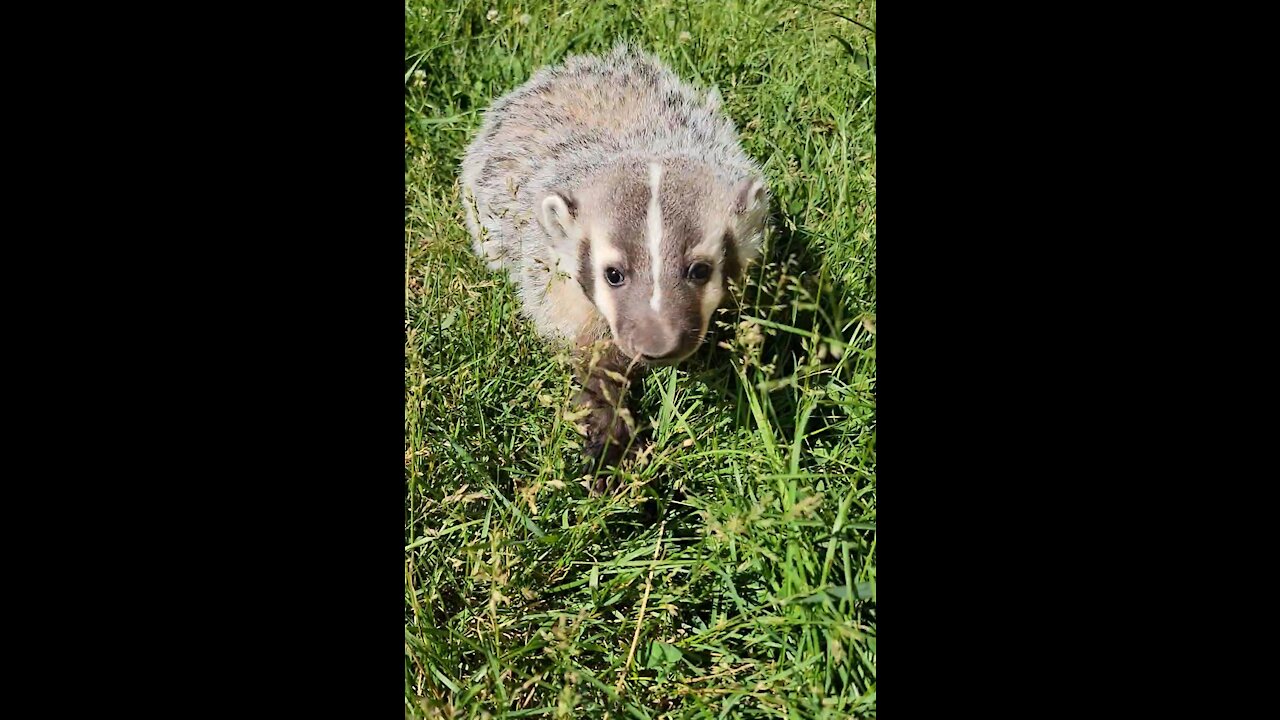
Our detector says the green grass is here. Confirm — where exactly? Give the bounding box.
[406,2,875,717]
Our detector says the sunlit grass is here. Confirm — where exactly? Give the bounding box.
[406,2,875,717]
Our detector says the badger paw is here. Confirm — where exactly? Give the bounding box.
[579,405,635,493]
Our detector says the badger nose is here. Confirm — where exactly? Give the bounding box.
[636,343,681,363]
[633,330,682,362]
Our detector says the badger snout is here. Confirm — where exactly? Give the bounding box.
[628,314,701,365]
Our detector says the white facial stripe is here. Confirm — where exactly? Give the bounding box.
[647,162,664,312]
[694,222,730,335]
[591,229,623,328]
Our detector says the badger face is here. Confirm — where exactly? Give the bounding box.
[539,159,768,365]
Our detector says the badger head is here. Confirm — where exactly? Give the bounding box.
[538,157,769,365]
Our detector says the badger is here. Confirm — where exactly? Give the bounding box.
[460,44,770,475]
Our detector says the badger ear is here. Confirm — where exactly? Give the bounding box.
[734,176,768,216]
[538,189,584,268]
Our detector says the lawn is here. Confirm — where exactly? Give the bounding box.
[405,1,875,717]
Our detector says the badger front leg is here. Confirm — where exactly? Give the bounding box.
[573,338,644,488]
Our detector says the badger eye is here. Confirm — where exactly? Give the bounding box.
[687,261,712,283]
[605,267,625,286]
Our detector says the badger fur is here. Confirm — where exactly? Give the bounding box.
[460,44,770,477]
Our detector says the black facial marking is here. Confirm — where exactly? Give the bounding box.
[723,230,742,281]
[578,239,594,301]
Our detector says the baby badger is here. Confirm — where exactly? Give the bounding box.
[461,44,769,475]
